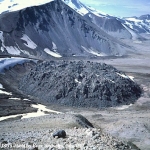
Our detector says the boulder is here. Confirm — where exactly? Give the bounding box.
[53,130,66,138]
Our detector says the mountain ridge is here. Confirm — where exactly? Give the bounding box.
[123,14,150,34]
[0,0,127,58]
[0,0,149,59]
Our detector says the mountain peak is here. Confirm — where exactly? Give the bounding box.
[0,0,125,58]
[139,14,150,20]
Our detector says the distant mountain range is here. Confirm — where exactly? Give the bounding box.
[123,14,150,34]
[63,0,149,37]
[0,0,149,58]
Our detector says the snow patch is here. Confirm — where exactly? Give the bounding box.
[0,31,3,41]
[126,18,142,23]
[52,42,57,51]
[0,58,30,73]
[9,97,21,100]
[0,103,62,121]
[63,0,88,16]
[0,0,54,14]
[22,104,62,119]
[0,31,5,52]
[0,31,20,54]
[44,48,62,58]
[23,98,31,101]
[81,46,106,56]
[117,73,134,81]
[117,72,128,79]
[21,34,37,49]
[75,79,81,84]
[32,104,62,114]
[0,83,3,89]
[5,46,20,55]
[124,18,150,34]
[107,79,115,83]
[0,114,21,122]
[63,0,107,17]
[125,21,133,29]
[77,7,89,15]
[0,89,12,95]
[21,110,48,119]
[115,104,133,110]
[128,75,134,81]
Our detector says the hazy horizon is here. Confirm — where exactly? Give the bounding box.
[79,0,150,17]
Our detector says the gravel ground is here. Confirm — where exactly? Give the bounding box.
[0,119,139,150]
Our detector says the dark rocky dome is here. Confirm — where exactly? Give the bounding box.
[19,61,141,108]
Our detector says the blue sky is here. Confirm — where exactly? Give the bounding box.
[80,0,150,17]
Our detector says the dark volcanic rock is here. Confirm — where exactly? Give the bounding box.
[53,130,66,138]
[19,61,141,108]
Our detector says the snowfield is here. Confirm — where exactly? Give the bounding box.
[21,34,37,49]
[0,83,3,89]
[0,0,54,14]
[44,48,62,58]
[126,18,143,23]
[0,58,35,73]
[5,46,21,55]
[0,90,12,95]
[0,31,21,54]
[81,46,107,56]
[0,103,62,121]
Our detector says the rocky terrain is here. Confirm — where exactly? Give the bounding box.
[0,0,150,150]
[0,60,38,117]
[0,57,149,150]
[18,61,141,108]
[0,113,139,150]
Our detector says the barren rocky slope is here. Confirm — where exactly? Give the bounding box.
[0,0,126,58]
[19,61,141,108]
[0,113,139,150]
[0,58,147,150]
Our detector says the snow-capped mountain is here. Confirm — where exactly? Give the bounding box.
[123,14,150,34]
[0,0,142,40]
[0,0,106,16]
[0,0,147,58]
[0,0,55,14]
[63,0,107,17]
[0,0,144,40]
[0,0,127,58]
[64,0,144,40]
[1,0,148,38]
[62,0,134,39]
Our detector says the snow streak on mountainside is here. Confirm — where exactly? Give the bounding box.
[63,0,107,17]
[0,0,148,59]
[63,0,144,40]
[0,0,149,38]
[0,0,126,58]
[62,0,130,39]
